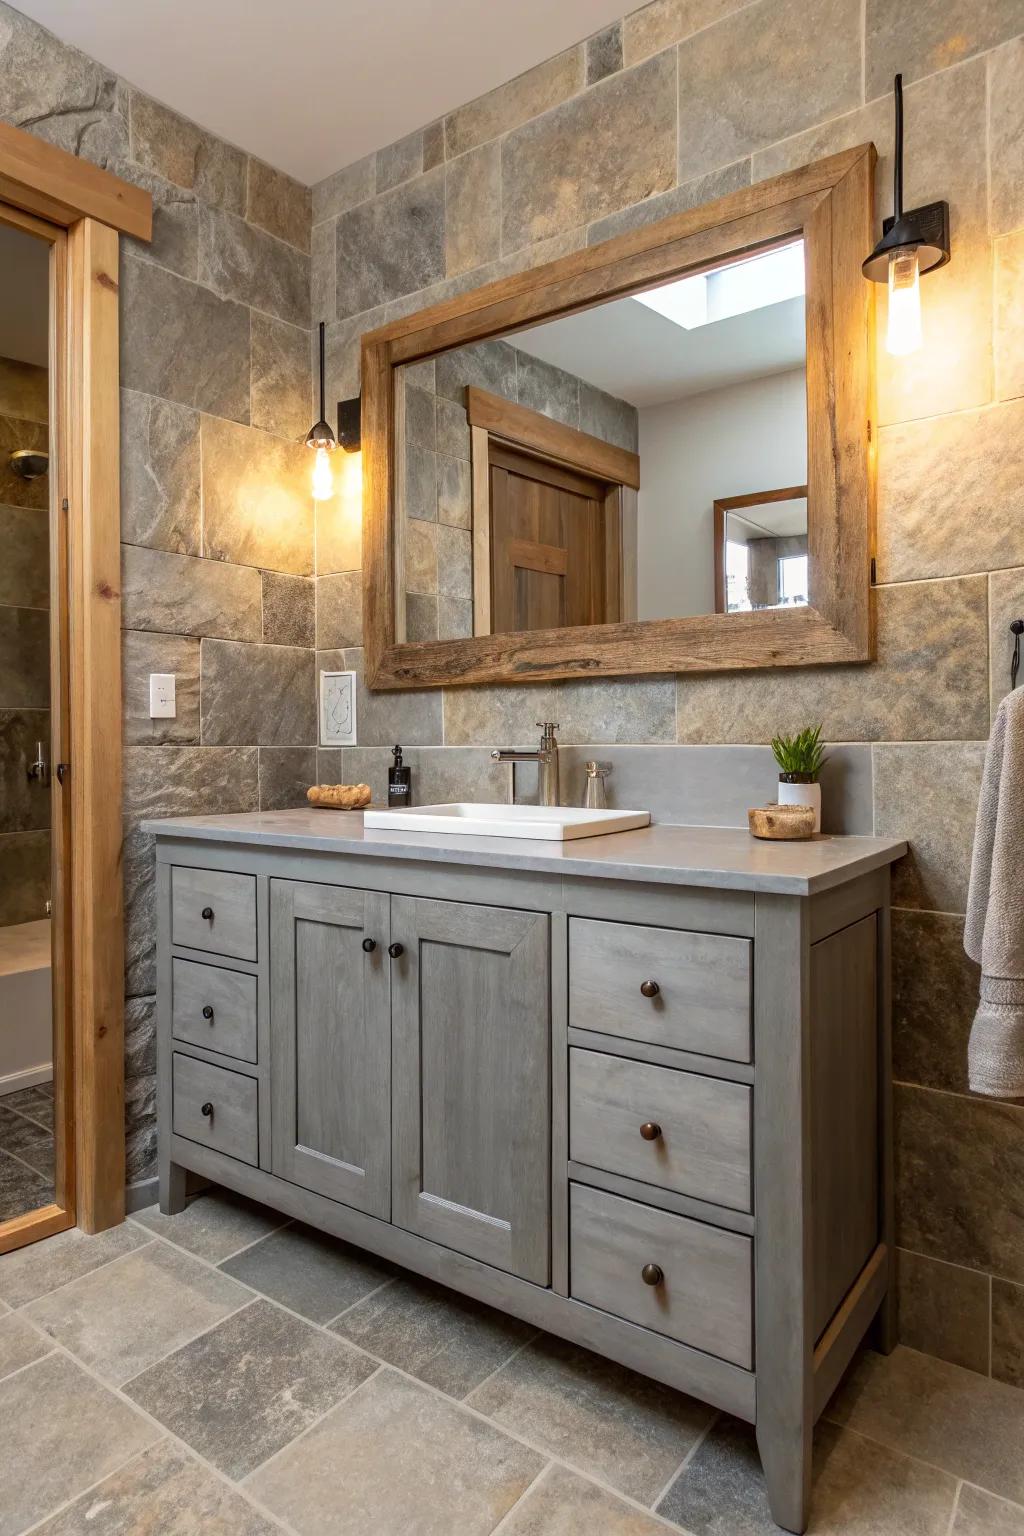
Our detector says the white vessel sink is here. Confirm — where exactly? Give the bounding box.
[363,803,651,841]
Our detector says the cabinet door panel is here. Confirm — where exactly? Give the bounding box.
[392,896,550,1284]
[270,880,390,1217]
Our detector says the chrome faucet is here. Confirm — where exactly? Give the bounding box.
[491,722,560,807]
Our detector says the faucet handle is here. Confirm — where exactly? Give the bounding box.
[536,721,560,733]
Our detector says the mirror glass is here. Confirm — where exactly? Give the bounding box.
[0,218,57,1223]
[394,237,807,641]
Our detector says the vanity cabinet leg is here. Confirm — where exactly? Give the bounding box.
[757,1420,811,1535]
[754,894,813,1535]
[159,1158,187,1215]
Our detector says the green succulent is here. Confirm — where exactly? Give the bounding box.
[771,723,827,780]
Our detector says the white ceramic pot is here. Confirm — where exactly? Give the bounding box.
[778,777,821,833]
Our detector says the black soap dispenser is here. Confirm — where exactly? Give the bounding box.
[388,744,411,808]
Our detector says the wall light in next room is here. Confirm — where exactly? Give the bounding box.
[307,320,336,501]
[862,74,950,357]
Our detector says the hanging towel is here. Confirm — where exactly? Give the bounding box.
[965,686,1024,1097]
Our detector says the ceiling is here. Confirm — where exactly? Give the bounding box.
[513,295,807,408]
[13,0,626,184]
[0,223,49,368]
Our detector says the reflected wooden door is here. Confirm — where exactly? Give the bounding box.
[489,444,622,633]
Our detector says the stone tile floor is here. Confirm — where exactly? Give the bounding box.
[0,1084,56,1223]
[1,1186,1023,1534]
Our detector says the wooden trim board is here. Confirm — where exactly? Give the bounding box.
[0,120,151,239]
[363,144,876,690]
[467,387,640,489]
[67,216,126,1233]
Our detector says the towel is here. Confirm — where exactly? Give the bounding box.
[965,686,1024,1097]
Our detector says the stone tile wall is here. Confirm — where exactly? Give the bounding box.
[309,0,1024,1381]
[0,1,313,1190]
[0,355,50,927]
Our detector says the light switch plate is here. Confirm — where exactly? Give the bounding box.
[319,670,357,746]
[149,672,176,719]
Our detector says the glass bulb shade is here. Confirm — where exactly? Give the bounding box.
[886,247,922,356]
[312,443,335,501]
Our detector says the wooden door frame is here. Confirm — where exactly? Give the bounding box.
[713,484,810,614]
[464,387,640,636]
[0,124,151,1251]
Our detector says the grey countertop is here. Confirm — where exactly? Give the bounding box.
[141,808,907,896]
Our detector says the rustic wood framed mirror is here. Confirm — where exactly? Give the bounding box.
[362,144,875,690]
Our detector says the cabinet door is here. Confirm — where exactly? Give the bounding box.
[270,880,390,1217]
[391,896,550,1284]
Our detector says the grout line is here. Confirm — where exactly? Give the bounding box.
[649,1410,718,1511]
[17,1441,162,1536]
[5,1236,159,1313]
[818,1416,978,1493]
[0,1140,54,1188]
[118,1295,260,1390]
[321,1275,398,1328]
[457,1327,542,1401]
[486,1460,555,1535]
[16,1427,169,1536]
[31,1338,301,1536]
[237,1364,385,1490]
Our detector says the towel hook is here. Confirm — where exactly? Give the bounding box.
[1012,619,1023,690]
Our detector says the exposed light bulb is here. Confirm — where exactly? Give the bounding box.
[312,444,334,501]
[886,247,922,356]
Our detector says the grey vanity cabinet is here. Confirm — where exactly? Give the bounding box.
[269,880,392,1218]
[390,896,551,1285]
[153,818,906,1536]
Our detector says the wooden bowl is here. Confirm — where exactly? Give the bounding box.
[748,803,816,841]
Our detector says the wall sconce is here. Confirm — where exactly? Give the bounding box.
[307,320,336,501]
[337,396,361,453]
[862,74,950,356]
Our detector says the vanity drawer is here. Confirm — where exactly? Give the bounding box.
[171,867,257,961]
[570,1183,752,1369]
[569,1049,751,1212]
[172,958,258,1063]
[569,917,751,1063]
[172,1053,258,1166]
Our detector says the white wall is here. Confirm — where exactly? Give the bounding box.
[636,368,807,620]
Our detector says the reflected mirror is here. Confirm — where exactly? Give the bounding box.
[0,216,59,1224]
[394,238,807,641]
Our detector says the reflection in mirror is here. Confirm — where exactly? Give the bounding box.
[394,237,807,641]
[0,218,56,1222]
[715,487,809,614]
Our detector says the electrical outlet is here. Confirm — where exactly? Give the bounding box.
[149,673,176,719]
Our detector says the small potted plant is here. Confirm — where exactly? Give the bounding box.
[771,724,827,833]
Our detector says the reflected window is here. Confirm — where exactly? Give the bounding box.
[778,553,809,607]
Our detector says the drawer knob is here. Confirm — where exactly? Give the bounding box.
[640,1121,662,1141]
[202,1005,215,1022]
[388,942,404,959]
[641,1262,664,1287]
[362,937,377,953]
[201,906,214,921]
[640,979,660,998]
[200,1101,214,1118]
